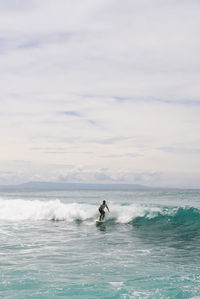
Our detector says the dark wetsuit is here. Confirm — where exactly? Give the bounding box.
[99,203,108,221]
[99,203,106,213]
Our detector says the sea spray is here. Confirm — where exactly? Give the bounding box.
[0,199,95,221]
[1,198,200,229]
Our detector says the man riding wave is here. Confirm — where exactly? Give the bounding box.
[98,200,110,221]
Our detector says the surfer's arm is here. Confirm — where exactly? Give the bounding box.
[106,205,110,212]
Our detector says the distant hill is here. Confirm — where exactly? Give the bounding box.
[0,181,151,190]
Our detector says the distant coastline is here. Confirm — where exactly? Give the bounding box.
[0,181,153,190]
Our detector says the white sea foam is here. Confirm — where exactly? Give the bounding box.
[0,199,96,221]
[109,281,124,290]
[0,198,163,223]
[109,203,162,223]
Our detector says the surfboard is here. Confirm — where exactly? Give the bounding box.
[96,219,104,224]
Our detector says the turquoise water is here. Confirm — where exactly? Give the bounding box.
[0,189,200,298]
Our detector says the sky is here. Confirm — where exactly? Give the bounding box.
[0,0,200,188]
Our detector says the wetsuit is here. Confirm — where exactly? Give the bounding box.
[99,203,106,213]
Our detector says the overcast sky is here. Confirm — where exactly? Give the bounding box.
[0,0,200,187]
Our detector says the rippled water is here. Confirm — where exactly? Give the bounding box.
[0,189,200,298]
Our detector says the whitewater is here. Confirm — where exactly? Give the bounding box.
[0,189,200,298]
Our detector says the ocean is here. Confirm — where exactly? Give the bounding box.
[0,189,200,298]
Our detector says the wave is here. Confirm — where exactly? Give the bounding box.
[0,199,163,222]
[0,199,97,221]
[131,207,200,230]
[0,199,200,231]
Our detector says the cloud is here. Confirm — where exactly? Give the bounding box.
[0,0,200,99]
[159,146,200,155]
[62,111,81,117]
[104,153,143,158]
[0,0,200,187]
[0,0,34,12]
[114,96,200,106]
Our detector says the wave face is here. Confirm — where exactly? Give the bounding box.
[131,207,200,237]
[0,198,200,232]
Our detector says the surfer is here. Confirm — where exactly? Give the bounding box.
[99,200,110,221]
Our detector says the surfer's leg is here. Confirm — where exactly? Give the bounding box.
[99,209,102,221]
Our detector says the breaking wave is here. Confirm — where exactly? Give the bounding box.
[0,199,200,232]
[0,199,96,221]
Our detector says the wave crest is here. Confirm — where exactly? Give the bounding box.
[0,199,199,232]
[0,199,96,221]
[131,207,200,229]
